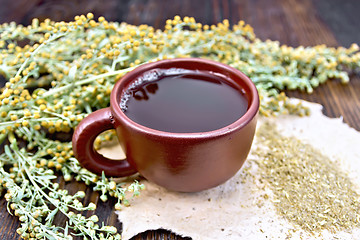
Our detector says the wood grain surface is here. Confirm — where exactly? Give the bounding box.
[0,0,359,239]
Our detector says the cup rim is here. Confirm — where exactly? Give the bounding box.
[110,58,259,139]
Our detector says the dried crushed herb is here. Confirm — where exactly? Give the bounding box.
[253,121,360,233]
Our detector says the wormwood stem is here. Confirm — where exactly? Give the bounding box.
[0,117,59,127]
[15,33,67,80]
[13,142,99,239]
[42,65,139,98]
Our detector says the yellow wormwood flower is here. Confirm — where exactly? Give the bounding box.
[24,109,31,117]
[87,13,94,19]
[98,16,105,22]
[39,104,47,111]
[22,120,29,127]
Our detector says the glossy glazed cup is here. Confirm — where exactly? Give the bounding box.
[72,58,259,192]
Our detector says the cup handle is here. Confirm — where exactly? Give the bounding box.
[72,107,137,177]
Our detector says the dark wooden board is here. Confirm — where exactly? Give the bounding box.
[0,0,359,239]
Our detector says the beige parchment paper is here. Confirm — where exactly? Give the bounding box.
[99,100,360,240]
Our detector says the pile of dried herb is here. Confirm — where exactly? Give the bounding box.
[0,14,359,239]
[254,122,360,234]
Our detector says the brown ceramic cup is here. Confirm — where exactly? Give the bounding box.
[72,58,259,192]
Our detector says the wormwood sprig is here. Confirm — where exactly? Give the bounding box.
[0,14,359,239]
[2,133,140,239]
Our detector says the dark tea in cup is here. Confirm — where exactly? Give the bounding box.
[120,68,248,133]
[72,58,259,192]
